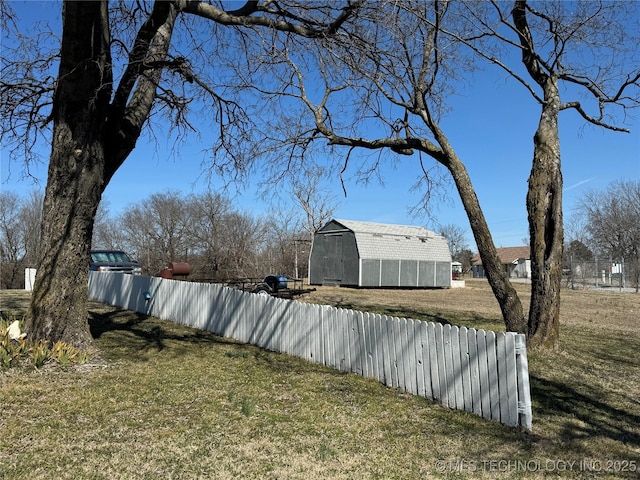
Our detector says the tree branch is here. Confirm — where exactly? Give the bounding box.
[178,0,364,39]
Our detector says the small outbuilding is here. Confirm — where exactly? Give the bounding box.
[308,219,452,288]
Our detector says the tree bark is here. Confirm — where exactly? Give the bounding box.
[513,1,563,349]
[25,1,113,351]
[526,78,563,349]
[439,147,528,334]
[25,2,112,351]
[25,0,177,352]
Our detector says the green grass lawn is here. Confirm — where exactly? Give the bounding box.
[1,288,639,479]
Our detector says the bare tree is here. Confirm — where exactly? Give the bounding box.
[1,0,361,350]
[288,166,340,237]
[251,1,529,334]
[187,191,233,280]
[247,0,639,347]
[452,0,640,346]
[438,224,470,261]
[0,190,43,289]
[21,190,44,268]
[0,191,23,289]
[118,191,193,275]
[216,211,269,278]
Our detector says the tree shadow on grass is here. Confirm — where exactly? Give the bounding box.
[88,308,237,360]
[529,374,640,454]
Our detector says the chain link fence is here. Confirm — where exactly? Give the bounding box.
[563,258,639,292]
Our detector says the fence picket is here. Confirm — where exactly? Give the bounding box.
[459,327,472,413]
[486,331,500,422]
[451,325,464,410]
[419,321,432,398]
[467,328,481,416]
[404,319,418,395]
[415,321,426,397]
[504,333,518,427]
[381,317,393,387]
[476,329,491,420]
[391,318,402,389]
[427,323,441,401]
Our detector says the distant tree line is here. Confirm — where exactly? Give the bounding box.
[2,179,636,290]
[0,189,330,288]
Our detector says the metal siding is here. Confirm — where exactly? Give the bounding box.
[308,233,326,285]
[336,219,452,263]
[312,219,454,288]
[436,261,452,287]
[341,231,360,286]
[400,260,418,287]
[361,259,381,287]
[323,234,343,284]
[381,260,400,287]
[419,261,436,287]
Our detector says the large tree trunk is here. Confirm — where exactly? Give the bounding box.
[512,1,563,350]
[25,1,177,352]
[408,109,528,334]
[24,1,112,352]
[526,79,563,349]
[445,154,528,334]
[24,0,177,352]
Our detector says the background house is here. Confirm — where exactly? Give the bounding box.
[471,246,531,279]
[309,219,452,288]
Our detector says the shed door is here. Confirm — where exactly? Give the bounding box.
[323,234,343,283]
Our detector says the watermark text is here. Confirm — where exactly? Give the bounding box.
[434,459,637,474]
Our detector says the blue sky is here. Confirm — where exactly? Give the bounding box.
[2,1,639,251]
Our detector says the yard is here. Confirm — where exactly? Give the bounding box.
[1,280,638,479]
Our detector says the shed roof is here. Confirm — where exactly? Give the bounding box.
[329,219,452,262]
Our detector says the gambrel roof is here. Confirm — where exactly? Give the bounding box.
[326,219,452,262]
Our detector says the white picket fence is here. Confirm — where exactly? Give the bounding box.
[88,272,532,429]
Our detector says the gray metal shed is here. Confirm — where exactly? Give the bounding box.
[309,219,452,288]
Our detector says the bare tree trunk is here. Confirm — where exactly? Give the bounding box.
[25,0,177,351]
[444,152,528,334]
[25,1,112,351]
[513,1,563,349]
[526,80,563,349]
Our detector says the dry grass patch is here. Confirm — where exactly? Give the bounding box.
[1,283,639,479]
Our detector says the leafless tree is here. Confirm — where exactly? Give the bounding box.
[250,1,529,335]
[216,211,269,278]
[438,224,470,261]
[247,0,639,347]
[19,190,44,269]
[0,191,24,289]
[0,190,43,289]
[118,191,192,275]
[288,166,340,237]
[1,0,362,350]
[447,0,640,346]
[186,191,233,280]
